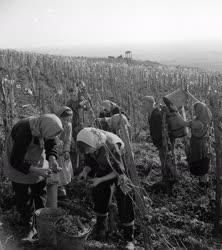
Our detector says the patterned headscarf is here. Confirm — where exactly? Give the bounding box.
[101,100,118,112]
[29,114,63,139]
[56,106,73,118]
[194,102,212,124]
[77,127,106,149]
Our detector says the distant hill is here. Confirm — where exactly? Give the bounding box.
[30,43,222,72]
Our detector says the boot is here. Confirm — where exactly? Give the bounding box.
[123,225,134,250]
[58,186,68,200]
[91,215,108,241]
[21,226,37,243]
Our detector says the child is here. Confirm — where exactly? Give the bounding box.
[66,86,88,174]
[77,127,135,250]
[4,114,63,241]
[95,113,131,139]
[56,106,73,199]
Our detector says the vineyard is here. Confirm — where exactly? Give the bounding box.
[0,49,222,249]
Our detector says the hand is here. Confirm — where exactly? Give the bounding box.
[78,170,88,181]
[118,174,132,194]
[64,152,70,161]
[48,156,62,173]
[30,167,52,178]
[88,177,102,187]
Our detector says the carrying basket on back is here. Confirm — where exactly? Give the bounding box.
[163,88,188,108]
[163,88,189,138]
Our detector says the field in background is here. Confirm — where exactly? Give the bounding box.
[0,49,222,249]
[0,49,222,138]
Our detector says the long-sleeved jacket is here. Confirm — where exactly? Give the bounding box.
[10,119,58,174]
[4,119,58,184]
[85,141,125,178]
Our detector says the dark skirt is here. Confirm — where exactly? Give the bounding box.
[189,157,210,176]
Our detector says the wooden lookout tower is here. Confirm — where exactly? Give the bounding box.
[125,51,132,61]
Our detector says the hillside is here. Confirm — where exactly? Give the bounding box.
[0,48,221,135]
[0,49,222,250]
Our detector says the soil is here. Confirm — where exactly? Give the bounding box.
[0,139,221,250]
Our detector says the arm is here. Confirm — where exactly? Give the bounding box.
[190,120,204,130]
[78,165,92,181]
[44,138,58,160]
[44,138,61,173]
[96,171,116,182]
[89,171,117,187]
[10,121,32,174]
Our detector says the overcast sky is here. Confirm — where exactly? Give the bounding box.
[0,0,222,49]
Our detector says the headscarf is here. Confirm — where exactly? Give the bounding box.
[101,100,118,112]
[56,106,73,118]
[194,102,212,124]
[103,130,125,152]
[29,114,63,140]
[110,114,130,131]
[77,127,106,149]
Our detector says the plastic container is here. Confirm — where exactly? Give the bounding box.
[35,207,66,247]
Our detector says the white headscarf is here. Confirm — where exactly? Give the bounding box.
[56,106,73,118]
[77,127,106,149]
[29,114,63,139]
[194,102,212,124]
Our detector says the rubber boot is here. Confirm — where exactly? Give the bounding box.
[91,215,108,241]
[58,186,67,200]
[123,225,134,250]
[21,226,37,243]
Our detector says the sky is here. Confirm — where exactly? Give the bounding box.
[1,0,222,50]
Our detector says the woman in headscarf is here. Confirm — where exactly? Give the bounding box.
[95,114,131,139]
[56,106,73,199]
[4,114,63,241]
[77,127,135,250]
[142,95,178,186]
[99,99,129,119]
[187,102,212,182]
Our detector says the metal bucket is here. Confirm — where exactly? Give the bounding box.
[35,207,66,247]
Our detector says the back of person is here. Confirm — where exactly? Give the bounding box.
[149,107,163,148]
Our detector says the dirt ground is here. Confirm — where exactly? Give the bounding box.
[0,140,222,250]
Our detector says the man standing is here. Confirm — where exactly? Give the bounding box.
[142,96,177,188]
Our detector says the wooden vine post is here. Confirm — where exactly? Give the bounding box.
[0,77,15,139]
[209,91,222,235]
[119,117,153,250]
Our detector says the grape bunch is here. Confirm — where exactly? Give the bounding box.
[56,215,89,236]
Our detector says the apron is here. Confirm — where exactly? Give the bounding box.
[3,136,49,184]
[56,138,73,186]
